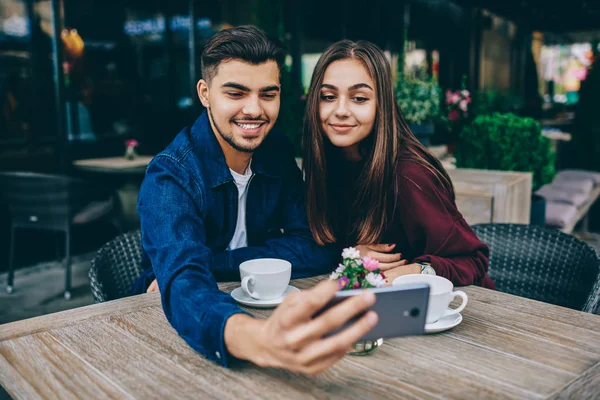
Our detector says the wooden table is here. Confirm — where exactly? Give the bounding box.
[72,156,154,230]
[2,277,600,399]
[73,156,154,174]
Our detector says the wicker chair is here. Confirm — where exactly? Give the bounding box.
[472,223,600,313]
[583,272,600,315]
[89,230,144,303]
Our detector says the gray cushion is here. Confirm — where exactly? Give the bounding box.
[545,202,578,229]
[73,199,114,224]
[536,184,589,207]
[552,176,594,195]
[556,170,600,186]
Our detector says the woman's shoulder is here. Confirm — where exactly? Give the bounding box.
[395,155,452,200]
[396,157,437,188]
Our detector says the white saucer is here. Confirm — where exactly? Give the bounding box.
[424,311,463,333]
[230,285,300,308]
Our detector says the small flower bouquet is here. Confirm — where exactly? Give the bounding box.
[330,247,386,290]
[445,89,471,121]
[125,139,139,160]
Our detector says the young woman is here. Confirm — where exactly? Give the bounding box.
[303,40,495,288]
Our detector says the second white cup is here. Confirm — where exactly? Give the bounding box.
[392,274,468,324]
[239,258,291,300]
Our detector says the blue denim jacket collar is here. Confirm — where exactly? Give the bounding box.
[190,111,281,189]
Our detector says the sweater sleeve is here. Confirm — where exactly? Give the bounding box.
[396,163,494,288]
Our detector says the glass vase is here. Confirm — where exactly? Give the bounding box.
[125,146,137,160]
[348,338,383,356]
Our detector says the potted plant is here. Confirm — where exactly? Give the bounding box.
[396,75,442,146]
[444,87,472,151]
[454,113,556,225]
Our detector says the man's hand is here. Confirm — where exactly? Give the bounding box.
[147,279,159,293]
[355,244,407,270]
[224,280,378,375]
[382,264,422,285]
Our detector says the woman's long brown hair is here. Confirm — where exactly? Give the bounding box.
[303,40,454,246]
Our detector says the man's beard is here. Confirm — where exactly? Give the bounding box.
[208,107,267,153]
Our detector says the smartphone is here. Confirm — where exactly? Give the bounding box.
[317,284,430,341]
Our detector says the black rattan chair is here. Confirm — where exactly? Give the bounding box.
[583,272,600,315]
[0,171,122,299]
[472,223,600,313]
[89,230,143,303]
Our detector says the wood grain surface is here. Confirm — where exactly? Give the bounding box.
[2,277,600,399]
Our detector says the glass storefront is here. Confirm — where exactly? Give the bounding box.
[0,0,232,169]
[540,42,599,104]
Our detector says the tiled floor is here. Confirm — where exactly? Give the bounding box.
[0,252,95,324]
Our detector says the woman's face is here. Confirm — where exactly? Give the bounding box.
[319,58,377,161]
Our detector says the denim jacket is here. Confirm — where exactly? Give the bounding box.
[135,111,338,367]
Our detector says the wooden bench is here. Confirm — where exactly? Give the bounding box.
[561,185,600,234]
[537,170,600,234]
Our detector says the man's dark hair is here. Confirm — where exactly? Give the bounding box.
[201,25,285,84]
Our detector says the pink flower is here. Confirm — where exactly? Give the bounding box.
[572,67,588,81]
[125,139,139,148]
[459,100,468,112]
[338,276,350,290]
[448,109,461,121]
[362,256,380,271]
[445,91,458,105]
[353,282,361,289]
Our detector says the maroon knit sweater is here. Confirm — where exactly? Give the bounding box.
[386,158,496,289]
[336,155,496,289]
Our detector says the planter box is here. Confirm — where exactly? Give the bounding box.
[448,169,533,225]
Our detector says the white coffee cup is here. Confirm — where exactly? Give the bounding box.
[392,275,468,324]
[239,258,292,300]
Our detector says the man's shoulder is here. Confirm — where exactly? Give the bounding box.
[144,126,204,188]
[151,123,212,174]
[156,126,195,164]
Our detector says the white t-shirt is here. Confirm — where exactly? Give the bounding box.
[227,163,253,250]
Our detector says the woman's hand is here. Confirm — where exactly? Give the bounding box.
[382,264,422,285]
[355,244,407,270]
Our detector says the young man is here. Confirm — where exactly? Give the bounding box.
[134,26,378,375]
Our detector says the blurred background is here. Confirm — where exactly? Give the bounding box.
[0,0,599,323]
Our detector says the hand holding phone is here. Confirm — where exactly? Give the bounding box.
[316,284,430,341]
